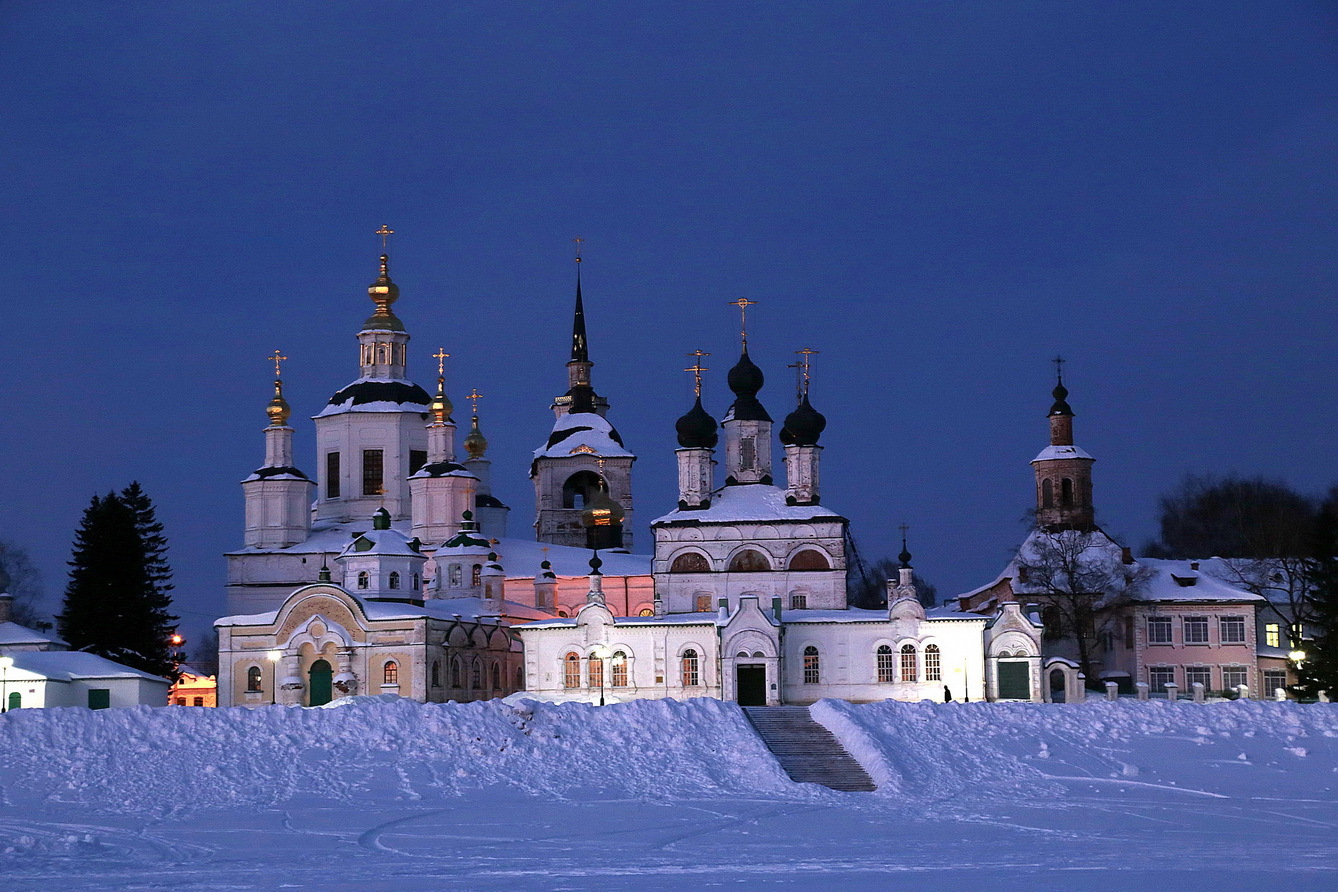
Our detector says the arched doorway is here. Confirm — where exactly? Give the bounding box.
[1049,668,1067,703]
[7,691,19,710]
[308,659,333,707]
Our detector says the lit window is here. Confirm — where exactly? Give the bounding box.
[246,666,263,692]
[876,645,894,683]
[925,644,941,681]
[611,651,628,687]
[1147,616,1172,644]
[563,653,581,689]
[1183,616,1209,644]
[1219,615,1246,644]
[1185,666,1211,690]
[803,646,820,684]
[681,649,700,687]
[383,661,398,685]
[1265,623,1280,648]
[471,565,482,586]
[587,654,604,689]
[900,644,917,682]
[695,595,712,612]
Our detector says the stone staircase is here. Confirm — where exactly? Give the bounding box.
[743,706,876,792]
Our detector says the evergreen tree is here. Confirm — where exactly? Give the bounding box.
[1296,488,1338,699]
[58,487,178,677]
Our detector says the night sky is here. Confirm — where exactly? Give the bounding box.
[2,3,1335,643]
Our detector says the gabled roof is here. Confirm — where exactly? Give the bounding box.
[0,620,65,649]
[6,650,169,683]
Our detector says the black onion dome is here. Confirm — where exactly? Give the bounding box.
[1049,380,1073,416]
[725,350,772,422]
[780,394,826,446]
[328,380,431,407]
[898,543,913,568]
[676,395,719,448]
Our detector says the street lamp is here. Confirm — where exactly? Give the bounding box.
[0,656,12,713]
[267,650,282,705]
[592,645,611,706]
[1289,649,1307,664]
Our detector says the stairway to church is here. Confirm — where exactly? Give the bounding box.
[742,706,876,793]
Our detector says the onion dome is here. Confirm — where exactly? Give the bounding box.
[588,552,603,576]
[780,394,826,446]
[898,542,913,569]
[1049,379,1073,416]
[266,378,291,427]
[581,488,625,531]
[538,559,556,580]
[725,350,771,422]
[464,414,489,459]
[429,377,453,424]
[364,254,405,332]
[676,395,719,448]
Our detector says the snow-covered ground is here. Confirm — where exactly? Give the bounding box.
[1,697,1334,890]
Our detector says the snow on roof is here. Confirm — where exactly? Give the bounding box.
[314,376,432,418]
[217,592,553,628]
[1129,559,1263,604]
[533,411,633,459]
[651,483,844,526]
[339,528,423,559]
[517,610,721,630]
[784,607,986,624]
[0,621,65,648]
[1032,444,1094,463]
[7,651,169,683]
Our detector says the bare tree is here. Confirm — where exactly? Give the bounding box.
[0,540,45,628]
[1015,525,1149,681]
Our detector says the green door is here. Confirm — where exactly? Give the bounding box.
[308,659,333,707]
[736,665,766,706]
[88,688,110,710]
[7,691,19,710]
[997,661,1030,700]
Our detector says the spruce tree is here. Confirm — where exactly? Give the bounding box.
[58,487,178,677]
[1296,489,1338,699]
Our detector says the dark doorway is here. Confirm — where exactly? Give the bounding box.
[308,659,333,707]
[997,661,1029,700]
[736,665,766,706]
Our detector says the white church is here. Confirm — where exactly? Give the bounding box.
[216,241,1043,708]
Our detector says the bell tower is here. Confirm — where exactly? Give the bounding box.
[1031,357,1096,530]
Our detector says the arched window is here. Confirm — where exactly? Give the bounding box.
[900,644,917,682]
[1061,478,1074,507]
[681,649,700,686]
[562,470,606,509]
[925,644,942,681]
[451,657,463,688]
[357,571,369,589]
[383,661,399,685]
[246,665,263,692]
[563,652,581,688]
[588,653,604,689]
[788,549,831,570]
[412,573,420,590]
[470,659,482,690]
[471,564,482,586]
[431,660,441,688]
[876,645,894,683]
[611,651,628,687]
[557,609,570,618]
[728,549,770,572]
[1041,478,1054,509]
[803,646,820,684]
[449,564,462,586]
[388,571,400,590]
[670,552,710,573]
[515,665,524,690]
[491,662,501,691]
[637,607,654,617]
[376,343,387,363]
[790,592,808,609]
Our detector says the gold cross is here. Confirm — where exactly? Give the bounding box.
[684,350,710,397]
[376,224,394,251]
[796,347,819,395]
[467,388,483,416]
[573,236,584,263]
[269,350,287,379]
[731,298,758,347]
[433,347,450,377]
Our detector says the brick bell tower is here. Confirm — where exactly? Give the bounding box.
[1030,358,1096,530]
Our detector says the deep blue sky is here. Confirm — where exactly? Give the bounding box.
[2,3,1335,641]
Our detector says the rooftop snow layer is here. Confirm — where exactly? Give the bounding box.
[6,650,170,683]
[314,377,432,418]
[0,620,65,648]
[217,594,552,627]
[534,411,633,459]
[1032,444,1094,463]
[652,483,844,526]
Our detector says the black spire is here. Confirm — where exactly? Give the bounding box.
[898,526,913,569]
[571,261,589,363]
[1049,355,1073,416]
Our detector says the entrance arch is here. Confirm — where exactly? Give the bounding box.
[308,659,333,707]
[7,691,19,710]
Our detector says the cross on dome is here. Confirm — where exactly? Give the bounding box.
[376,224,394,251]
[684,350,710,397]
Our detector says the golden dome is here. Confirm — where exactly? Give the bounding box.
[266,378,291,427]
[430,376,454,424]
[365,254,404,331]
[464,414,488,459]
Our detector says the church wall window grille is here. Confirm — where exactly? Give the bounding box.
[611,651,628,687]
[925,644,941,681]
[1060,478,1074,507]
[803,647,820,684]
[788,549,831,571]
[563,652,581,688]
[357,571,369,589]
[246,665,263,692]
[588,654,603,690]
[670,552,710,573]
[491,662,501,691]
[383,661,399,686]
[695,594,712,612]
[431,661,441,688]
[470,659,482,690]
[451,657,463,688]
[409,450,427,476]
[471,564,482,586]
[740,437,756,470]
[1041,478,1053,509]
[681,649,700,687]
[388,572,400,590]
[790,593,807,610]
[900,644,918,682]
[449,564,462,586]
[728,549,770,572]
[326,452,341,498]
[876,645,894,683]
[362,449,384,497]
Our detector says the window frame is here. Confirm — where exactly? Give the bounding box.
[803,646,820,685]
[876,645,894,683]
[1219,615,1246,645]
[1146,616,1172,644]
[1183,615,1209,645]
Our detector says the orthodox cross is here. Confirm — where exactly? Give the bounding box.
[899,522,910,545]
[467,388,483,416]
[796,347,819,396]
[376,224,394,251]
[269,350,287,379]
[1053,354,1066,383]
[731,298,757,348]
[433,347,450,378]
[684,350,710,397]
